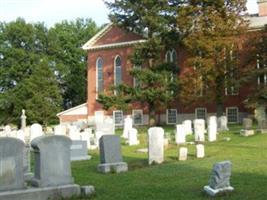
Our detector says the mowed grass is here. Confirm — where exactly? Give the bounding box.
[71,125,267,200]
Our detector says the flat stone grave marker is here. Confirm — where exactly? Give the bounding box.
[194,119,205,142]
[0,137,25,191]
[97,135,128,173]
[70,140,91,161]
[208,116,217,142]
[148,127,164,165]
[204,161,234,196]
[175,124,186,144]
[31,135,74,187]
[179,147,188,161]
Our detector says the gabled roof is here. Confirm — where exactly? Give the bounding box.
[57,103,87,116]
[82,23,146,51]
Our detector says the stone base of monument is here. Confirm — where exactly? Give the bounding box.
[97,162,128,173]
[71,155,92,161]
[0,184,95,200]
[204,185,234,197]
[240,129,255,137]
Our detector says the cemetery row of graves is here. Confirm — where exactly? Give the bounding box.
[0,110,266,199]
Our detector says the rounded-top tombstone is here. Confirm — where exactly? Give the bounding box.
[0,137,25,191]
[31,135,74,187]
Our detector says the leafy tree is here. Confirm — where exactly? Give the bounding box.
[48,18,98,109]
[177,0,248,116]
[99,0,181,125]
[0,18,62,125]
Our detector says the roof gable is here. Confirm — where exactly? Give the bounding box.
[82,23,146,50]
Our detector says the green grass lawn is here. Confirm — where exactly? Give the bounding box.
[71,125,267,200]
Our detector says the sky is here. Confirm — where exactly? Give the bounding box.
[0,0,260,28]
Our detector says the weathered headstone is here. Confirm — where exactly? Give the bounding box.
[30,123,43,141]
[68,125,81,140]
[95,117,115,135]
[217,116,229,132]
[258,119,267,133]
[70,140,91,161]
[178,147,188,161]
[54,124,67,136]
[175,124,186,144]
[16,129,25,143]
[31,135,74,187]
[122,115,133,139]
[196,144,205,158]
[255,105,266,126]
[240,118,254,136]
[183,120,193,135]
[0,137,25,191]
[80,128,93,149]
[194,119,205,142]
[208,116,217,142]
[4,125,11,137]
[128,128,139,146]
[97,135,128,173]
[148,127,164,165]
[204,161,234,196]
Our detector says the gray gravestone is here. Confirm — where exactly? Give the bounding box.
[31,135,74,187]
[240,118,255,136]
[259,119,267,133]
[0,137,25,191]
[70,140,91,161]
[97,135,128,173]
[204,161,234,196]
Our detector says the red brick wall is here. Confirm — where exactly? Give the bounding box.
[86,26,256,117]
[94,26,143,46]
[59,114,88,123]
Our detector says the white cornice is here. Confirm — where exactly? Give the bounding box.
[84,39,147,51]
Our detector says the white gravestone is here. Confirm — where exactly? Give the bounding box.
[196,144,205,158]
[30,123,43,141]
[175,124,186,144]
[148,127,164,165]
[217,116,229,131]
[183,120,193,135]
[179,147,188,161]
[194,119,205,142]
[68,125,81,140]
[80,128,93,149]
[95,117,115,135]
[16,130,25,143]
[4,125,11,137]
[122,115,133,139]
[94,111,104,124]
[54,124,67,135]
[128,128,140,146]
[208,116,217,142]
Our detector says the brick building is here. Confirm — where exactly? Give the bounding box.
[58,1,267,125]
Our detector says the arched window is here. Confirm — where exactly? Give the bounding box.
[165,49,177,64]
[114,55,122,94]
[96,57,103,95]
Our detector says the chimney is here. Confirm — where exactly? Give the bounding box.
[258,0,267,16]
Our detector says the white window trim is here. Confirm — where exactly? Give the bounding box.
[114,55,122,95]
[132,109,143,125]
[226,107,239,124]
[195,107,207,120]
[113,110,123,126]
[95,57,103,99]
[166,109,177,125]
